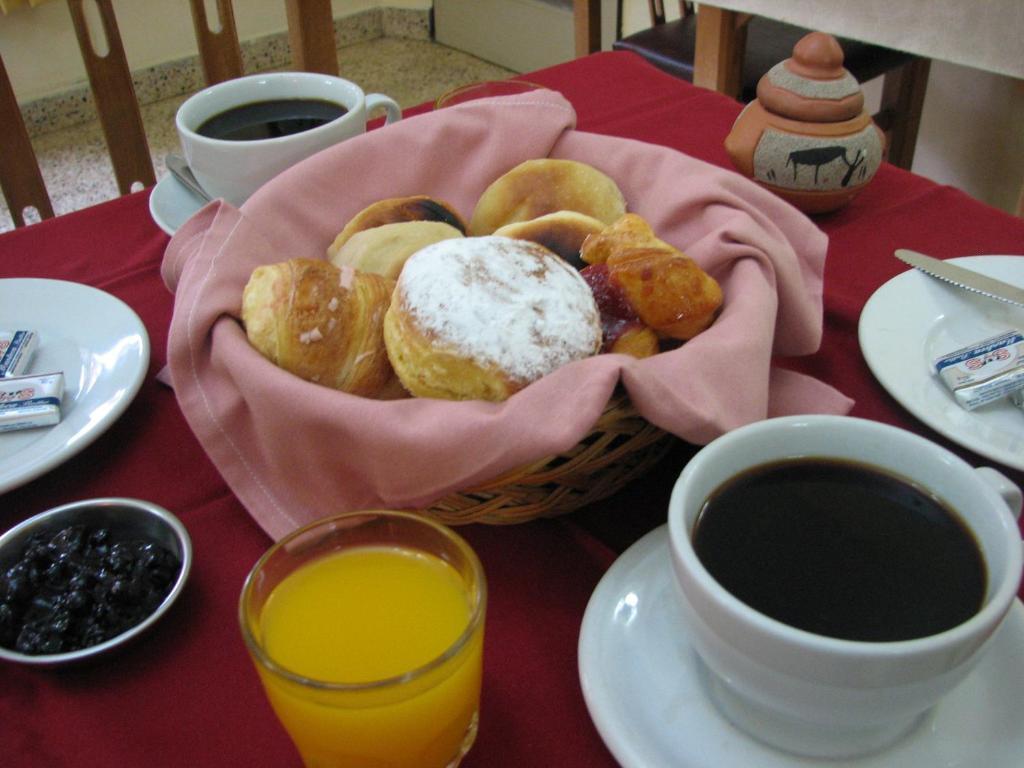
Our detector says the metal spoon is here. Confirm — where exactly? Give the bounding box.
[165,153,211,202]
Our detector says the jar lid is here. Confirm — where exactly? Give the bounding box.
[756,32,864,123]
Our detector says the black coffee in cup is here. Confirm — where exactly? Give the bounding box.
[692,458,986,642]
[197,98,348,141]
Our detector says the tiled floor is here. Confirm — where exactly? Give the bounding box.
[1,36,513,233]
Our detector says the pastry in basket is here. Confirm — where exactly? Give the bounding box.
[241,258,400,398]
[468,159,627,236]
[581,261,661,358]
[327,195,467,256]
[492,210,606,270]
[581,214,723,342]
[328,220,464,280]
[608,320,661,358]
[384,236,602,401]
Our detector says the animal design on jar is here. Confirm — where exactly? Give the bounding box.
[725,32,884,214]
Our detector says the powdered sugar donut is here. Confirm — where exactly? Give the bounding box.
[384,236,602,401]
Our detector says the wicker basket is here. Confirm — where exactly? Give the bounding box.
[426,390,674,525]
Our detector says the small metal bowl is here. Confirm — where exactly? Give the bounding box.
[0,498,192,667]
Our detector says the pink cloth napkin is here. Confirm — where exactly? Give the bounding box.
[162,90,852,541]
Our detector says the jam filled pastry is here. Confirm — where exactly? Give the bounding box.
[581,214,723,344]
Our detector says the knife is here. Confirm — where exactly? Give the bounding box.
[894,249,1024,308]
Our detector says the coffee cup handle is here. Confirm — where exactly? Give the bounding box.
[975,467,1023,519]
[366,93,402,125]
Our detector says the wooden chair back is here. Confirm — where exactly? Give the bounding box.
[1,0,336,228]
[0,52,53,228]
[614,1,690,39]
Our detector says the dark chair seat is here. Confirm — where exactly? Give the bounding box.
[613,15,916,103]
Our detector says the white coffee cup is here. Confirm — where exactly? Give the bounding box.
[176,72,401,206]
[667,415,1022,758]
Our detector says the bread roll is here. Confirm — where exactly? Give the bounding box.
[328,195,466,254]
[384,236,602,401]
[242,258,399,397]
[328,220,463,280]
[492,210,606,270]
[469,159,627,236]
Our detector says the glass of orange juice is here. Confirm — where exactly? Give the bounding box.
[239,510,486,768]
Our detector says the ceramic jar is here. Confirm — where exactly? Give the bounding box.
[725,32,884,214]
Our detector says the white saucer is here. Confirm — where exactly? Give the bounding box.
[858,255,1024,471]
[578,525,1024,768]
[148,172,207,236]
[0,279,150,493]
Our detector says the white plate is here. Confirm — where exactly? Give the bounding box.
[858,255,1024,471]
[0,279,150,493]
[578,526,1024,768]
[148,172,207,236]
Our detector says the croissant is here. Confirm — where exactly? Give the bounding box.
[241,258,400,397]
[581,214,723,341]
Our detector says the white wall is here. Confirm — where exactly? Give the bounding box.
[434,0,576,73]
[0,0,430,102]
[910,62,1024,215]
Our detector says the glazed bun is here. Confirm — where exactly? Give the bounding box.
[242,258,400,397]
[384,236,602,401]
[328,195,467,255]
[468,159,627,236]
[328,220,464,280]
[492,210,606,270]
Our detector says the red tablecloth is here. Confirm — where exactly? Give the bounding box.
[1,52,1022,767]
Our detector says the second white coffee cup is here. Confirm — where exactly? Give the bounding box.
[176,72,402,207]
[667,415,1022,758]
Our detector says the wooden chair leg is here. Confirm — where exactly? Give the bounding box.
[574,0,602,57]
[693,7,749,98]
[284,0,339,75]
[649,1,667,26]
[67,0,155,194]
[0,54,54,227]
[188,0,244,85]
[877,56,930,170]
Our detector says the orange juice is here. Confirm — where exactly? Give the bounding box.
[255,545,483,768]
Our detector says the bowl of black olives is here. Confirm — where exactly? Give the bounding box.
[0,498,191,666]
